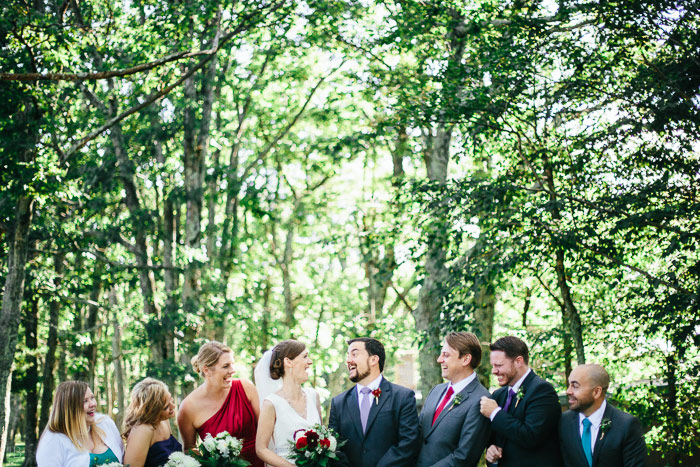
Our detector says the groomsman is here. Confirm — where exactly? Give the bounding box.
[329,337,420,467]
[479,336,563,466]
[416,332,492,467]
[560,364,646,467]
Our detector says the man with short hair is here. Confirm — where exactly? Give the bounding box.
[329,337,420,467]
[479,336,563,466]
[416,332,492,467]
[560,364,646,467]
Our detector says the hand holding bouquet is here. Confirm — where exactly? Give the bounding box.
[288,424,345,467]
[190,431,250,467]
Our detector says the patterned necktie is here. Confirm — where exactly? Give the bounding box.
[432,386,454,426]
[582,418,593,467]
[360,387,372,433]
[502,388,517,412]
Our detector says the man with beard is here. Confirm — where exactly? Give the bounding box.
[329,337,419,467]
[479,336,563,467]
[560,364,646,467]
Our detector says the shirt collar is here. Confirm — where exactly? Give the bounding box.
[510,368,531,392]
[579,400,607,428]
[357,374,383,395]
[450,372,477,394]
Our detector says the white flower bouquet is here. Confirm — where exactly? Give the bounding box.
[190,431,250,467]
[164,451,201,467]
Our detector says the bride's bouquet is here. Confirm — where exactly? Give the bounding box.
[190,431,251,467]
[288,424,345,467]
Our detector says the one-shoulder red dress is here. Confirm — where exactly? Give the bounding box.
[196,379,263,467]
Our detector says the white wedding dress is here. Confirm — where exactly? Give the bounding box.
[266,387,321,462]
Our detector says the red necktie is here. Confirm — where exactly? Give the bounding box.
[432,386,454,425]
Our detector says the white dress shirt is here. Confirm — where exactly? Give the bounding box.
[579,400,607,453]
[356,374,383,411]
[490,368,532,421]
[439,372,477,406]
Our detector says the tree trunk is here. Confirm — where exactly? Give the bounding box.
[0,195,33,466]
[38,253,64,434]
[110,296,125,429]
[473,278,495,387]
[21,278,39,467]
[543,163,585,364]
[412,127,453,398]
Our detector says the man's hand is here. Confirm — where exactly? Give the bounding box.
[485,445,503,463]
[480,396,499,418]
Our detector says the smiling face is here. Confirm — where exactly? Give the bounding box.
[490,350,523,387]
[204,352,235,388]
[160,392,176,420]
[346,341,377,384]
[437,340,472,383]
[566,366,601,415]
[286,348,312,383]
[83,387,97,425]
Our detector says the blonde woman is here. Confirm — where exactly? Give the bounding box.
[36,381,124,466]
[123,378,181,467]
[177,341,263,466]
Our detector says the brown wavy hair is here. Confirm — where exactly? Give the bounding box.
[123,378,171,439]
[269,340,306,380]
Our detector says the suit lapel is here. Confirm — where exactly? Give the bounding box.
[343,386,364,440]
[592,404,613,466]
[422,382,446,436]
[569,413,589,465]
[511,371,536,414]
[364,378,391,436]
[427,378,478,436]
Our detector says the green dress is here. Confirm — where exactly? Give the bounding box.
[89,447,119,466]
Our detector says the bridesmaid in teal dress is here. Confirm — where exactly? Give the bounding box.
[123,378,182,467]
[36,381,124,466]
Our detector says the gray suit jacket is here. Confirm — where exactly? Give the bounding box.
[416,377,492,467]
[560,403,646,467]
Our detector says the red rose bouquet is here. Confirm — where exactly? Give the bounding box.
[288,424,345,467]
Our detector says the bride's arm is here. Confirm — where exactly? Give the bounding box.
[315,391,322,422]
[255,400,295,467]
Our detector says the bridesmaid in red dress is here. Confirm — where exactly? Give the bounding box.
[177,341,263,467]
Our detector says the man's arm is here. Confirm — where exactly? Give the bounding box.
[377,389,420,466]
[431,398,492,467]
[622,416,647,467]
[328,397,351,467]
[490,382,561,448]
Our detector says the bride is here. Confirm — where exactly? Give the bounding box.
[255,340,322,467]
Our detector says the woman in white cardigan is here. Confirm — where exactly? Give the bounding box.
[36,381,124,466]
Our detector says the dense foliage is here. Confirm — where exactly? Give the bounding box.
[1,0,698,465]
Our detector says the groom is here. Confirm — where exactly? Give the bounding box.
[329,337,420,467]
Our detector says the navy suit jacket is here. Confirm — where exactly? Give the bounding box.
[416,377,492,467]
[488,370,563,467]
[560,403,646,467]
[329,377,420,467]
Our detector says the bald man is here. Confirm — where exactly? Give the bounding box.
[560,364,647,467]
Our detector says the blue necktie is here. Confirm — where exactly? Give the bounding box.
[360,387,372,433]
[582,418,593,467]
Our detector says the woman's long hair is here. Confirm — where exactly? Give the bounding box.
[123,378,170,439]
[45,381,104,451]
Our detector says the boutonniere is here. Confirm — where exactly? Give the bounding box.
[599,418,612,440]
[449,394,463,411]
[371,388,382,405]
[514,386,525,408]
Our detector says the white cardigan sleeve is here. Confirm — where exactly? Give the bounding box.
[36,429,89,467]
